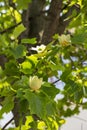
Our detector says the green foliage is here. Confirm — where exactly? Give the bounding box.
[0,0,87,129]
[25,90,47,119]
[13,24,26,38]
[22,38,37,45]
[0,96,14,118]
[16,0,32,9]
[11,45,27,59]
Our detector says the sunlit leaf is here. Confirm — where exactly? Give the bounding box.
[22,38,37,44]
[13,24,26,38]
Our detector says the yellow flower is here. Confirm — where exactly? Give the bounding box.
[58,34,71,46]
[29,76,43,91]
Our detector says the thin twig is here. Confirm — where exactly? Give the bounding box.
[2,117,14,130]
[52,79,60,84]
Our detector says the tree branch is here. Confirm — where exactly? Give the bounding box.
[0,21,22,34]
[52,79,60,84]
[8,0,16,9]
[2,117,14,130]
[42,0,62,44]
[28,0,46,41]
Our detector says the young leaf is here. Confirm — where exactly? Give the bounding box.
[22,38,37,44]
[13,24,26,38]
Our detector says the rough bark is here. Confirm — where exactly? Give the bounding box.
[20,0,80,45]
[12,99,21,126]
[42,0,62,44]
[21,0,46,43]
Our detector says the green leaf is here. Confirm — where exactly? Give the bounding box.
[17,0,31,9]
[43,82,53,88]
[22,38,37,44]
[52,34,59,40]
[19,55,37,74]
[69,14,81,28]
[61,69,71,82]
[0,35,9,48]
[27,55,38,65]
[11,45,26,59]
[20,60,33,74]
[0,96,14,118]
[19,99,29,113]
[71,32,87,44]
[0,66,3,76]
[13,24,26,38]
[4,60,19,76]
[42,83,60,99]
[24,90,46,119]
[46,102,56,116]
[13,76,29,90]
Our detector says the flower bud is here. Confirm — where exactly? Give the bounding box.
[58,34,71,46]
[29,76,43,91]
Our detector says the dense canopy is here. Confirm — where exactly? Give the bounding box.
[0,0,87,129]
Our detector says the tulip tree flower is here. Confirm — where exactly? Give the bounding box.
[31,44,46,53]
[58,34,71,46]
[29,76,43,91]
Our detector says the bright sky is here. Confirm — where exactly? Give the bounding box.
[0,106,15,128]
[61,109,87,130]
